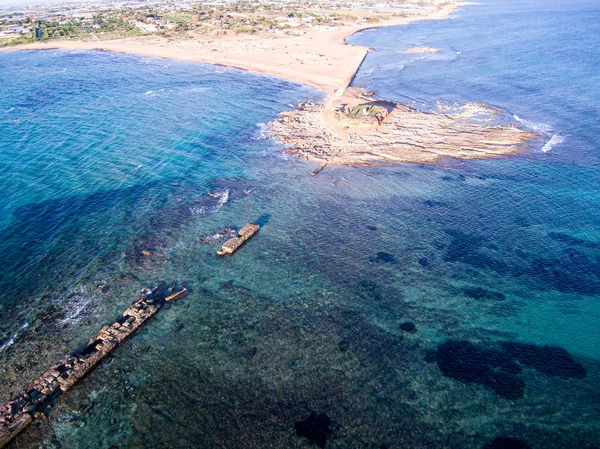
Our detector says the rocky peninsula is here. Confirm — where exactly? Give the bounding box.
[269,87,539,166]
[1,0,539,166]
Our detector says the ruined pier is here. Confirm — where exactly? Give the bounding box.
[217,223,260,256]
[0,285,188,448]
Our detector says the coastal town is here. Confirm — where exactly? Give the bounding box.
[0,0,447,46]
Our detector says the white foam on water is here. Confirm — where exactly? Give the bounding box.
[541,134,564,152]
[144,90,153,96]
[5,107,14,113]
[0,321,29,353]
[59,293,95,326]
[190,189,230,216]
[183,86,209,94]
[252,122,270,140]
[513,115,553,133]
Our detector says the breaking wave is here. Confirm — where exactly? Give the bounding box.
[252,122,270,140]
[542,134,564,152]
[59,292,95,326]
[513,115,553,134]
[190,189,230,216]
[0,321,29,353]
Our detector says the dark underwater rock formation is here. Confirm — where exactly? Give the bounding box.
[528,252,600,295]
[400,322,417,333]
[355,280,383,302]
[295,412,332,448]
[483,437,531,449]
[436,339,586,399]
[436,340,524,399]
[369,251,398,264]
[443,230,510,275]
[502,342,586,379]
[418,257,430,267]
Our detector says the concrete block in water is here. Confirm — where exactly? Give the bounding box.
[0,413,31,448]
[165,288,189,302]
[217,223,260,256]
[0,285,188,448]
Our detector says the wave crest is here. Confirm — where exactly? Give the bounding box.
[542,134,564,152]
[513,115,553,133]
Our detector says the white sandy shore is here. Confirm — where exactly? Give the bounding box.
[0,3,462,97]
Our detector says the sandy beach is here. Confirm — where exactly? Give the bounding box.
[1,1,539,165]
[0,3,461,96]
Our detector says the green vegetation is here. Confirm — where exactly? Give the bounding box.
[0,0,431,46]
[344,103,390,122]
[0,35,33,47]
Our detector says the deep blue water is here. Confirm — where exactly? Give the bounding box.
[0,0,599,447]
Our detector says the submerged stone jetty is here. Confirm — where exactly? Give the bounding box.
[0,284,189,448]
[217,223,260,256]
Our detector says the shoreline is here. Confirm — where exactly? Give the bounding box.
[1,1,539,166]
[0,3,463,97]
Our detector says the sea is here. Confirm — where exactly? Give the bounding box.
[0,0,599,447]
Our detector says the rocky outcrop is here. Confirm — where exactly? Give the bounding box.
[268,93,540,166]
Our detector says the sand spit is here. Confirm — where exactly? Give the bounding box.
[268,88,540,165]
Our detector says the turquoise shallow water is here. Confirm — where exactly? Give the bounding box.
[1,0,600,447]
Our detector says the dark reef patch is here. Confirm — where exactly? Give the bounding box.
[436,340,523,399]
[528,251,600,295]
[463,287,505,301]
[501,342,586,379]
[443,230,509,274]
[436,339,586,398]
[418,257,430,267]
[400,322,417,333]
[295,412,332,448]
[483,437,531,449]
[424,199,449,208]
[369,251,398,264]
[355,280,383,302]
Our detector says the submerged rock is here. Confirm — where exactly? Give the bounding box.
[436,340,524,399]
[423,199,448,208]
[369,252,398,264]
[400,322,417,333]
[436,339,586,399]
[355,280,383,302]
[295,412,332,448]
[483,437,531,449]
[502,342,586,379]
[417,257,430,267]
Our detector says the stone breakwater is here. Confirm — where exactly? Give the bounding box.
[0,284,189,448]
[268,93,541,166]
[217,223,260,256]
